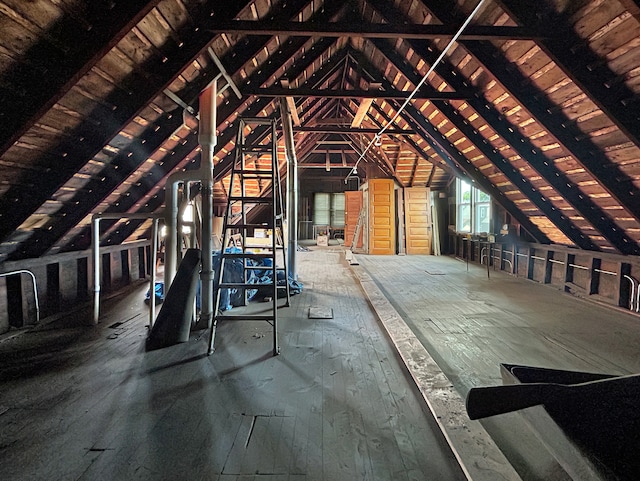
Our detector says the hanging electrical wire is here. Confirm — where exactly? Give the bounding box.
[345,0,488,182]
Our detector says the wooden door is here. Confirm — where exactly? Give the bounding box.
[369,179,395,255]
[345,191,363,249]
[404,187,432,255]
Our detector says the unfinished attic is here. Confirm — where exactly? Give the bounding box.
[2,0,640,480]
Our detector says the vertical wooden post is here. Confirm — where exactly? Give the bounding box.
[6,274,24,328]
[544,250,553,284]
[526,247,535,280]
[564,253,575,292]
[120,249,131,285]
[46,263,61,316]
[617,262,632,308]
[77,257,89,301]
[102,252,112,293]
[588,257,601,296]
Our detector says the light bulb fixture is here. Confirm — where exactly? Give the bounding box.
[182,202,194,222]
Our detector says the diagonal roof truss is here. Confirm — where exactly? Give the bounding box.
[1,0,640,262]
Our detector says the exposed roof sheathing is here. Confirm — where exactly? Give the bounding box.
[0,0,639,262]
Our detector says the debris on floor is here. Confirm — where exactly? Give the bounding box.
[308,306,333,319]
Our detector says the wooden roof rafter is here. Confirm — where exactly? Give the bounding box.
[367,0,640,252]
[208,20,549,40]
[496,0,640,149]
[371,36,607,249]
[349,48,550,243]
[419,0,640,218]
[71,22,346,252]
[415,0,640,252]
[0,0,164,156]
[0,1,262,255]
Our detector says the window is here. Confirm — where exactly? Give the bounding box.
[313,192,345,227]
[474,189,491,233]
[313,193,330,225]
[331,193,345,227]
[457,180,472,232]
[456,179,491,234]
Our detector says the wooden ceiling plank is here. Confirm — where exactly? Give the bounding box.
[351,10,551,245]
[375,32,638,253]
[497,0,640,149]
[0,0,163,156]
[18,0,332,257]
[99,34,345,249]
[413,0,640,253]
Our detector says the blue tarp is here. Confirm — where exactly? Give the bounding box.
[147,247,303,310]
[211,247,303,310]
[145,281,164,304]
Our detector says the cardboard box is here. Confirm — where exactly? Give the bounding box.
[316,235,328,246]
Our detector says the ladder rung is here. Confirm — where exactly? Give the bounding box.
[219,282,274,288]
[241,117,277,125]
[232,169,273,176]
[215,314,275,321]
[228,196,273,204]
[233,174,273,180]
[228,223,272,229]
[241,146,272,153]
[222,253,274,259]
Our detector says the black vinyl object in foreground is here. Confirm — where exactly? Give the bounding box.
[146,248,201,351]
[467,364,640,480]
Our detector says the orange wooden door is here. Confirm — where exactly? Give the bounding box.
[404,187,432,255]
[369,179,395,255]
[345,191,363,249]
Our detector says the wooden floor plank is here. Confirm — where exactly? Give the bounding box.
[356,253,640,481]
[0,249,470,481]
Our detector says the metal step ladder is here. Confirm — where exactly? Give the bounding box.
[207,118,289,356]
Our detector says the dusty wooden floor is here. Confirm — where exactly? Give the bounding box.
[357,254,640,481]
[0,248,466,481]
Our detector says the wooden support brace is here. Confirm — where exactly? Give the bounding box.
[617,262,632,309]
[527,247,535,280]
[544,250,553,284]
[564,253,575,292]
[588,258,601,296]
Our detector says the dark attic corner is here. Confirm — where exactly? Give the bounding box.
[1,1,640,480]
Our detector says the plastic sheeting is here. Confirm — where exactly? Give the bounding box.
[145,281,164,304]
[206,247,303,311]
[147,247,304,311]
